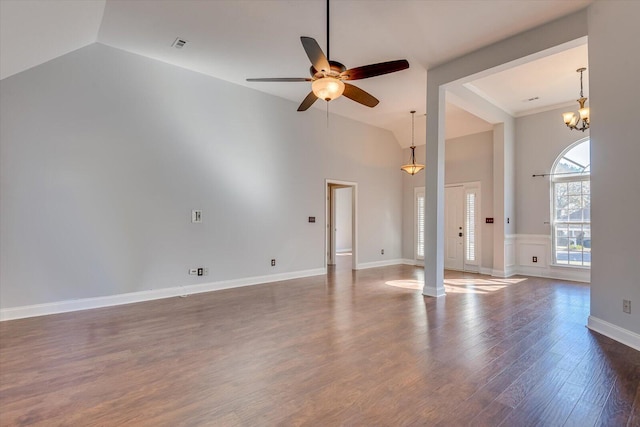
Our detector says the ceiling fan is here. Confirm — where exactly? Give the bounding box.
[246,0,409,111]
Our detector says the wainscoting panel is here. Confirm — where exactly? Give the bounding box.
[515,234,590,283]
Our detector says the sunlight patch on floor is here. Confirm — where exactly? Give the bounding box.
[385,277,527,294]
[385,280,423,290]
[444,277,527,294]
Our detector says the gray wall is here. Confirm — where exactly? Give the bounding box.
[0,43,403,309]
[588,0,640,336]
[515,106,589,236]
[402,130,494,270]
[445,130,494,270]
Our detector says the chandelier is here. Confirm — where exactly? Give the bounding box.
[401,111,425,175]
[562,67,590,132]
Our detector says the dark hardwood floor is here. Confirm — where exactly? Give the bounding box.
[1,264,639,426]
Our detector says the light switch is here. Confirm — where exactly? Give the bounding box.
[192,210,202,223]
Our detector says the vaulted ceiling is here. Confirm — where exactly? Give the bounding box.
[0,0,592,146]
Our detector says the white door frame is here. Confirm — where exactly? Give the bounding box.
[445,181,482,272]
[326,179,358,270]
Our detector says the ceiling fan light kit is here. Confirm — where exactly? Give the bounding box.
[312,77,345,101]
[246,0,409,111]
[562,67,590,131]
[401,111,425,176]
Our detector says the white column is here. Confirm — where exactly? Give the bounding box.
[423,84,446,297]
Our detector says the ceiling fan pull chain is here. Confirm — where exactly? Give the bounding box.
[327,102,329,127]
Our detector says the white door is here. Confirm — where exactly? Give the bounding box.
[445,186,464,270]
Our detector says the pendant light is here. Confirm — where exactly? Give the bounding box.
[401,111,425,175]
[562,67,590,132]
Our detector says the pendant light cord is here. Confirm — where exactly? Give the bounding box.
[411,110,416,162]
[580,69,584,98]
[412,110,415,145]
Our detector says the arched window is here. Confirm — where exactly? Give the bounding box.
[551,139,590,267]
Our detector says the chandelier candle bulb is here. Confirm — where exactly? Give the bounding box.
[563,112,575,125]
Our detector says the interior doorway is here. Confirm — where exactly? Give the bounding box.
[326,180,357,270]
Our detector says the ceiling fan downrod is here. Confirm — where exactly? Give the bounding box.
[326,0,330,61]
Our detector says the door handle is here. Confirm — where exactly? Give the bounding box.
[458,232,463,237]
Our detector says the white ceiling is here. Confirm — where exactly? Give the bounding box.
[465,44,589,117]
[0,0,592,147]
[0,0,105,80]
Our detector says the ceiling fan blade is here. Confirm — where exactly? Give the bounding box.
[246,78,311,82]
[343,83,379,108]
[297,91,318,111]
[341,59,409,81]
[301,37,330,73]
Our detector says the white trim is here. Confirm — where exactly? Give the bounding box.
[326,179,358,270]
[402,258,421,266]
[423,285,446,298]
[479,267,493,275]
[588,316,640,352]
[491,268,517,278]
[0,268,327,322]
[550,138,591,267]
[336,248,352,254]
[355,259,406,270]
[510,233,590,282]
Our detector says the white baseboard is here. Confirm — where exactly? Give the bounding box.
[491,269,517,278]
[587,316,640,351]
[401,258,421,266]
[517,265,590,283]
[423,285,446,298]
[355,259,406,270]
[479,267,493,275]
[0,268,327,322]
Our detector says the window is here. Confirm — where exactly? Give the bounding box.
[552,140,590,267]
[465,191,476,263]
[415,188,425,260]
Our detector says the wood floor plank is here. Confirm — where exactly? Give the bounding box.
[1,265,639,426]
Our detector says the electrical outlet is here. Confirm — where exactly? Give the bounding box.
[381,249,384,255]
[197,267,204,276]
[532,256,538,263]
[271,259,276,267]
[623,299,631,314]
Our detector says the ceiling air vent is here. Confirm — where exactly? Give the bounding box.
[172,38,188,49]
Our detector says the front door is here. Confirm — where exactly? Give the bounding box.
[445,186,464,270]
